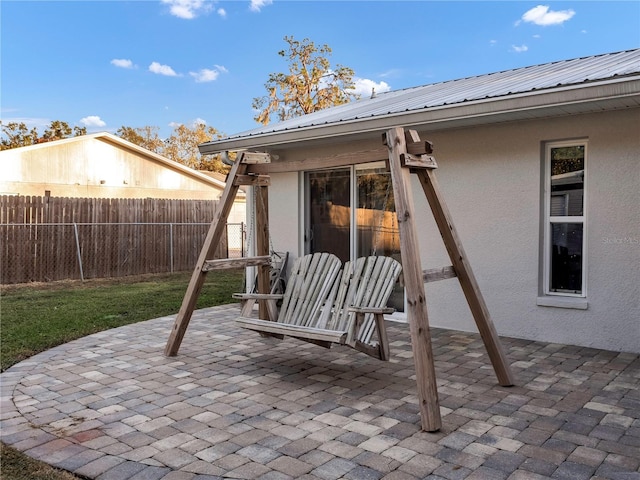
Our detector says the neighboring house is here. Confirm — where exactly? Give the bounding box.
[199,49,640,354]
[198,170,246,224]
[0,132,245,222]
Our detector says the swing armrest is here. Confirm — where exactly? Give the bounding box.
[348,306,395,315]
[346,306,395,360]
[233,293,284,301]
[233,293,283,320]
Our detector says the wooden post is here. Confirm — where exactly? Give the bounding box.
[255,185,272,320]
[164,157,247,356]
[415,169,515,386]
[385,127,442,432]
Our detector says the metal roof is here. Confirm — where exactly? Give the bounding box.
[200,49,640,153]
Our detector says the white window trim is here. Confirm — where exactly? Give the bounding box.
[542,140,588,299]
[536,295,588,310]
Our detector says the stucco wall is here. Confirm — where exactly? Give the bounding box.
[417,109,639,354]
[267,108,639,353]
[268,172,301,260]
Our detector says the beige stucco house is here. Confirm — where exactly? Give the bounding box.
[0,132,246,223]
[198,49,640,354]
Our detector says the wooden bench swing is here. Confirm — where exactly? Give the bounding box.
[235,252,402,361]
[164,127,515,432]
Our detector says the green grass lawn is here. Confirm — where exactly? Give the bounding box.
[0,270,244,371]
[0,270,245,479]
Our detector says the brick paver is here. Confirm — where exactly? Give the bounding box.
[1,304,638,479]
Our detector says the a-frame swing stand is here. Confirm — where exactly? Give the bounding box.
[165,127,515,432]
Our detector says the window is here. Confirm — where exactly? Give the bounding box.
[543,141,587,297]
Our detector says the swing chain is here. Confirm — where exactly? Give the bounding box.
[248,184,280,263]
[245,189,254,257]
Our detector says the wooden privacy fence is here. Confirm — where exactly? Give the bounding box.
[0,196,241,284]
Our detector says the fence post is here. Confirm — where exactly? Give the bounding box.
[73,222,85,281]
[169,223,174,273]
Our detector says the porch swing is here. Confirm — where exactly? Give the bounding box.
[235,252,402,360]
[164,129,515,432]
[232,175,403,360]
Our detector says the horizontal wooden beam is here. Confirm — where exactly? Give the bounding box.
[401,153,438,169]
[233,174,271,186]
[202,255,271,271]
[239,152,271,164]
[349,306,395,315]
[423,265,457,283]
[247,147,390,174]
[245,138,435,174]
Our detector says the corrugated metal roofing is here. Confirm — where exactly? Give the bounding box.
[212,49,640,145]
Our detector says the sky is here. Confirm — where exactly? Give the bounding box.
[2,0,639,140]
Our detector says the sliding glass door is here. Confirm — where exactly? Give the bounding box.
[355,166,398,258]
[305,164,403,311]
[306,168,351,262]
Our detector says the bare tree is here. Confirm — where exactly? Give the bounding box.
[1,120,85,150]
[165,123,227,172]
[252,36,358,125]
[116,126,165,154]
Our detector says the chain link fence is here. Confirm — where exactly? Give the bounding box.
[1,222,246,284]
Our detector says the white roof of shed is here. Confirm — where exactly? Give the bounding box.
[200,49,640,153]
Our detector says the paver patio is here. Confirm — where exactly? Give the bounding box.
[1,304,638,479]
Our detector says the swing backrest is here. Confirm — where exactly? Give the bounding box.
[277,252,343,327]
[323,256,402,342]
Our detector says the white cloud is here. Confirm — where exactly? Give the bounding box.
[511,45,529,53]
[189,65,227,83]
[169,119,207,129]
[352,78,391,98]
[149,62,179,76]
[161,0,212,19]
[250,0,272,12]
[518,5,575,26]
[217,7,226,17]
[190,68,220,83]
[111,58,134,69]
[0,116,50,130]
[80,115,106,127]
[378,69,402,79]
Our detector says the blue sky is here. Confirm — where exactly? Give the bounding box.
[2,1,639,139]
